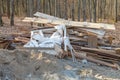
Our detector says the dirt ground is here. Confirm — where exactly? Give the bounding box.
[0,17,120,80]
[0,49,120,80]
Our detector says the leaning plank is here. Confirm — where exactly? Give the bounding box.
[22,17,115,30]
[34,12,62,20]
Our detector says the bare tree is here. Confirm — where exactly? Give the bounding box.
[88,0,92,22]
[78,0,81,21]
[93,0,97,22]
[27,0,33,17]
[115,0,118,22]
[0,1,3,27]
[7,0,10,18]
[48,0,52,15]
[10,0,14,26]
[58,0,61,17]
[71,0,74,21]
[64,0,68,19]
[36,0,40,12]
[82,0,86,21]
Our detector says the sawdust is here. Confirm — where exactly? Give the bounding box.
[0,49,120,80]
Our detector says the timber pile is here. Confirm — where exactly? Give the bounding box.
[21,12,120,69]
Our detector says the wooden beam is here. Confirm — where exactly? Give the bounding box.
[22,17,115,30]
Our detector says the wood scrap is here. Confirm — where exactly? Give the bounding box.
[87,35,97,48]
[115,48,120,54]
[14,37,30,43]
[74,52,118,69]
[21,12,120,69]
[33,12,115,30]
[80,47,120,58]
[22,17,115,30]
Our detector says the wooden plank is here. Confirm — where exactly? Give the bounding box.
[34,12,62,20]
[14,37,30,43]
[80,47,120,58]
[88,35,97,48]
[22,17,115,30]
[74,52,118,69]
[34,12,115,30]
[115,48,120,54]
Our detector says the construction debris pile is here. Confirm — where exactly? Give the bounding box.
[18,12,120,69]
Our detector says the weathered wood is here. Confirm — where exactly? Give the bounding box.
[70,28,105,39]
[74,52,118,69]
[115,48,120,54]
[23,17,115,30]
[87,34,97,48]
[33,12,115,30]
[15,37,29,43]
[80,47,120,58]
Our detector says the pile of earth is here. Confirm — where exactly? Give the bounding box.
[0,49,120,80]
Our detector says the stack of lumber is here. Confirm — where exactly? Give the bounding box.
[22,12,120,69]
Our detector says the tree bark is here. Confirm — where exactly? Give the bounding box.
[58,0,61,18]
[82,0,86,21]
[36,0,40,12]
[88,0,92,22]
[29,0,33,17]
[7,0,10,18]
[78,0,80,21]
[10,0,14,26]
[71,0,74,21]
[115,0,118,22]
[64,0,68,19]
[48,0,52,15]
[93,0,97,22]
[0,1,3,27]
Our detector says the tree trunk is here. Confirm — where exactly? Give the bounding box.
[29,0,33,17]
[93,0,97,22]
[10,0,14,26]
[82,0,86,21]
[78,0,80,21]
[0,14,2,27]
[27,0,33,17]
[115,0,118,22]
[48,0,52,15]
[88,0,92,22]
[7,0,10,18]
[64,0,68,19]
[0,0,3,27]
[71,0,74,21]
[36,0,40,12]
[58,0,61,18]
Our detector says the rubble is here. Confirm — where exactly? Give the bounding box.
[21,12,120,69]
